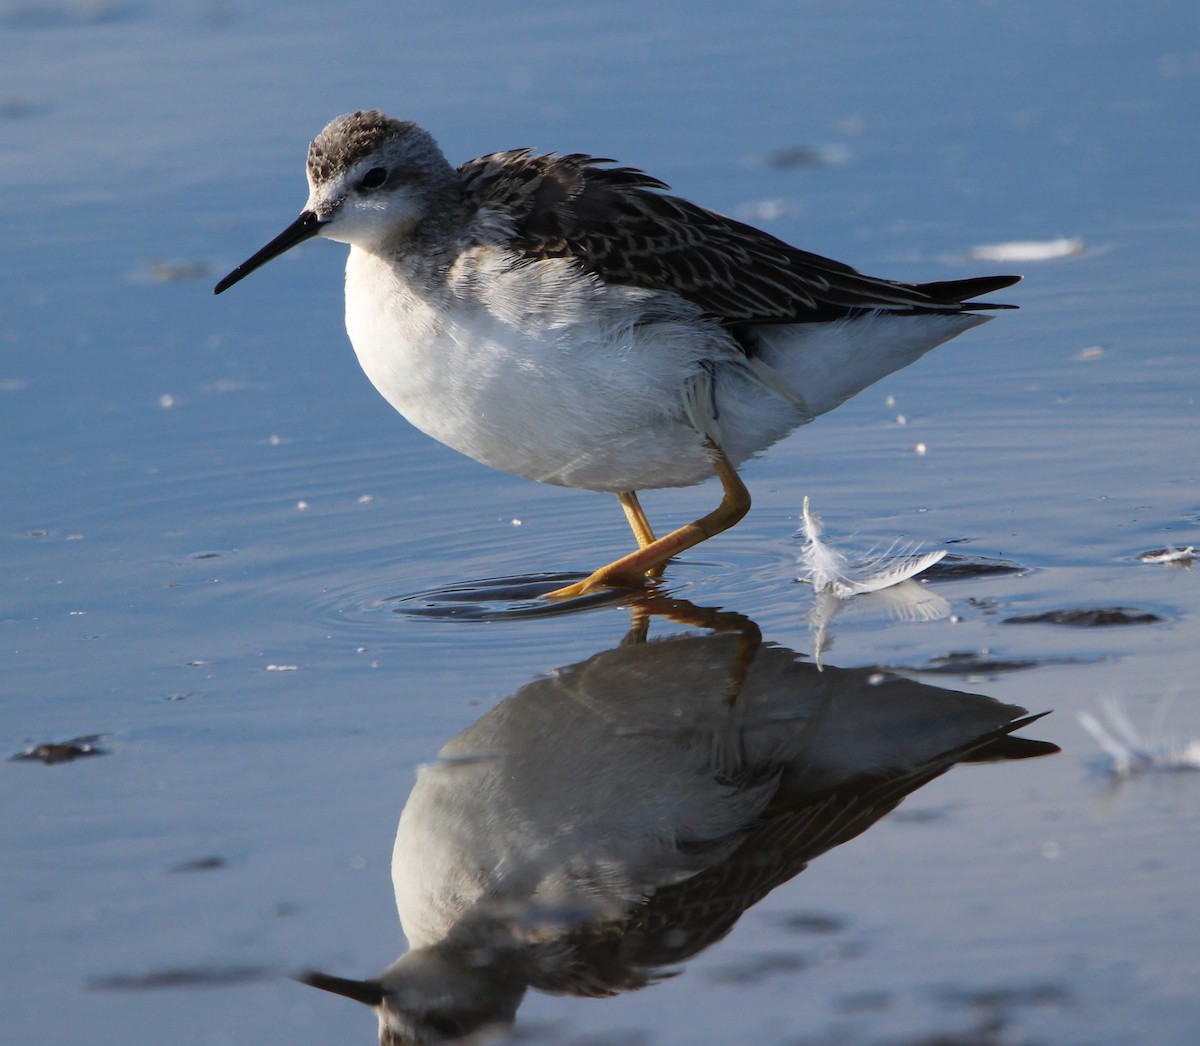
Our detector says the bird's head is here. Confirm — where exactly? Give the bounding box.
[215,111,460,294]
[297,945,526,1046]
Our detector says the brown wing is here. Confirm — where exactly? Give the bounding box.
[458,150,1019,324]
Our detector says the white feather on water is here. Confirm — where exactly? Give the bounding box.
[797,496,946,596]
[797,497,949,666]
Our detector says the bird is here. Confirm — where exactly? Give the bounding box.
[215,111,1019,599]
[294,608,1057,1043]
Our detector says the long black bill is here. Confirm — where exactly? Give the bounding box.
[294,969,387,1007]
[213,210,324,294]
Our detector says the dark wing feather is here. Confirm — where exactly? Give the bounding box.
[458,151,1020,324]
[526,712,1056,997]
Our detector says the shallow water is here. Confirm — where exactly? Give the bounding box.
[4,2,1199,1043]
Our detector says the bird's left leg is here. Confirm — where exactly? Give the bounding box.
[546,440,750,600]
[618,490,657,549]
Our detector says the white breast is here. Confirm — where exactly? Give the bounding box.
[343,246,731,491]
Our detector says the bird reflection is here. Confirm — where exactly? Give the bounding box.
[301,601,1057,1044]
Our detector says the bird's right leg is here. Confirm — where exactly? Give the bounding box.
[545,441,750,600]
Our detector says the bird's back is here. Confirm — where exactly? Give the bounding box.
[457,148,1019,325]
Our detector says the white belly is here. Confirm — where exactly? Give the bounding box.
[344,247,728,491]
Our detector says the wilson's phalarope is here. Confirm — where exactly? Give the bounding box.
[215,111,1018,598]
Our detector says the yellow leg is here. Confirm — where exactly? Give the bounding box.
[619,490,666,579]
[618,491,657,549]
[547,441,751,600]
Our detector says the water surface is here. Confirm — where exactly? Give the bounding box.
[3,2,1198,1043]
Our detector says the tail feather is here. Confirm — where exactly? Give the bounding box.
[913,274,1022,305]
[740,274,1021,325]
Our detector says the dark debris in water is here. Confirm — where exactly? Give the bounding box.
[921,554,1026,581]
[1002,607,1163,627]
[168,856,226,874]
[889,804,955,825]
[87,965,275,991]
[760,144,830,169]
[904,650,1041,675]
[10,734,107,764]
[774,911,846,936]
[706,951,811,985]
[754,140,853,171]
[936,982,1072,1010]
[892,650,1093,676]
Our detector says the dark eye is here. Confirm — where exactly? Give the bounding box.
[358,166,388,190]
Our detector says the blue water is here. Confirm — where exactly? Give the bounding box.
[4,2,1199,1043]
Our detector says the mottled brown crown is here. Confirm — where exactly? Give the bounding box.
[307,110,422,185]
